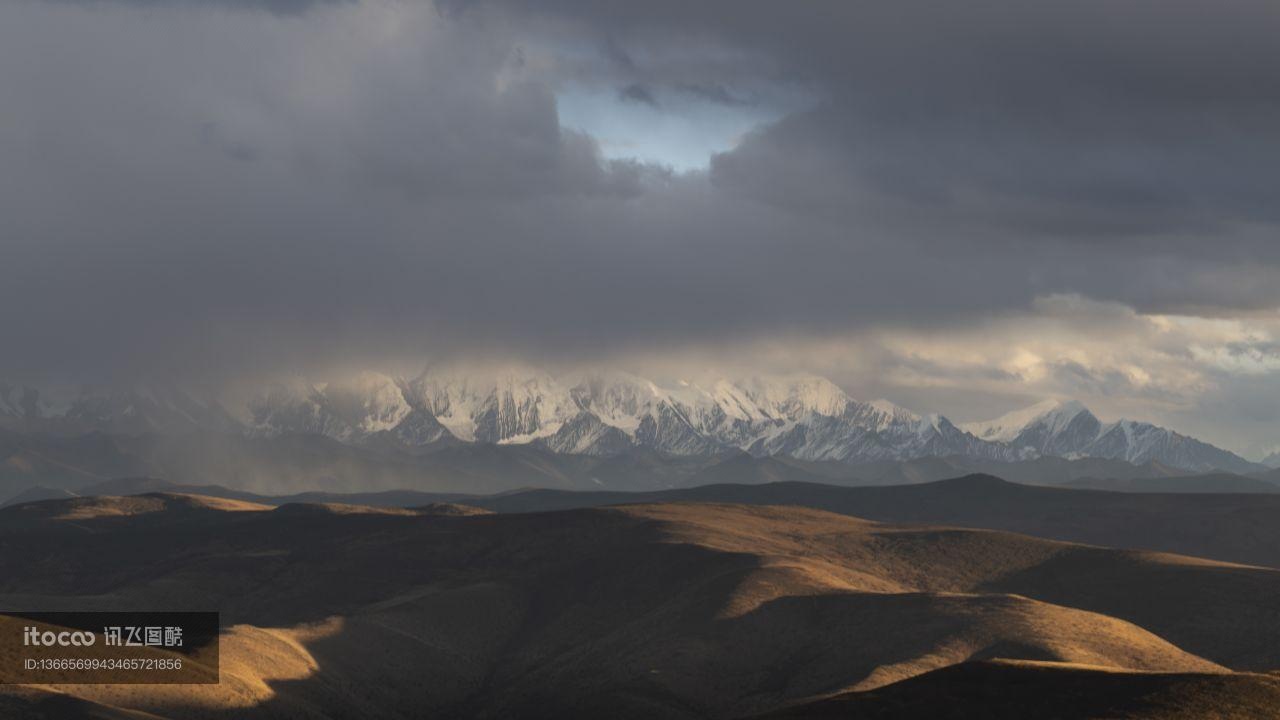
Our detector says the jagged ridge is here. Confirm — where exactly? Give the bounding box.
[0,370,1261,473]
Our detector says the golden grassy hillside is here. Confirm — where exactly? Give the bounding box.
[0,495,1276,718]
[758,659,1280,719]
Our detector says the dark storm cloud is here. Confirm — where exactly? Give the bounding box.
[536,0,1280,309]
[617,83,658,107]
[675,83,754,108]
[1,0,1279,391]
[497,0,1280,250]
[48,0,347,14]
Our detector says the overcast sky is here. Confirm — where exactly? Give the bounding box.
[3,0,1280,457]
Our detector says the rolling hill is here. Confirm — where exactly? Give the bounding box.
[1,493,1279,718]
[458,475,1280,569]
[18,472,1280,569]
[757,660,1280,719]
[1060,473,1280,493]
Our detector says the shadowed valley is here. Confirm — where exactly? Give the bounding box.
[2,488,1279,718]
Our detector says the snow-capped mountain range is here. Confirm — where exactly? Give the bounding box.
[959,399,1259,474]
[0,371,1264,473]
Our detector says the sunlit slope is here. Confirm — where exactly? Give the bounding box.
[1,495,1276,718]
[757,660,1280,720]
[473,474,1280,568]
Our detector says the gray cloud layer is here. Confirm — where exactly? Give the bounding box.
[2,0,1279,452]
[51,0,349,14]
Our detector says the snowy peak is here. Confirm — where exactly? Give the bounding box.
[0,383,39,420]
[0,372,1259,473]
[735,374,851,420]
[961,399,1089,443]
[248,379,348,440]
[566,370,664,432]
[404,365,577,444]
[538,411,633,456]
[2,382,237,436]
[961,398,1258,474]
[321,372,412,435]
[852,399,922,432]
[1088,418,1257,473]
[963,398,1102,458]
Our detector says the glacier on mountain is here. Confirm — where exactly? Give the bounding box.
[0,370,1260,473]
[961,398,1258,474]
